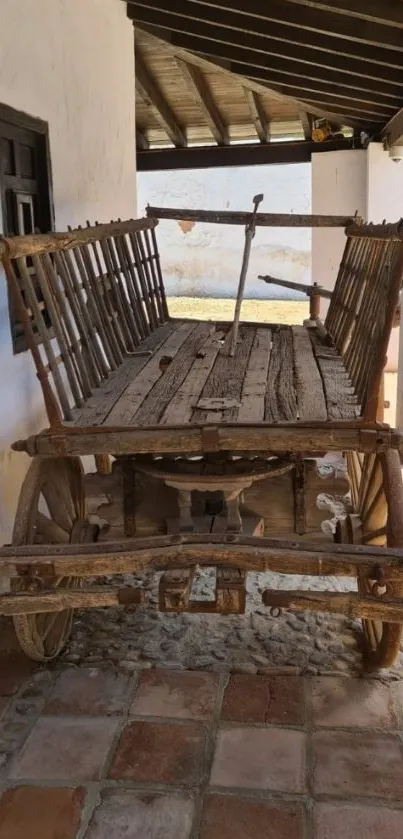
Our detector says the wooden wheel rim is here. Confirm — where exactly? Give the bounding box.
[348,450,403,668]
[12,457,86,662]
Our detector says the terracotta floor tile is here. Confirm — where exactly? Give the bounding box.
[0,786,85,839]
[313,730,403,800]
[10,717,117,781]
[85,789,195,839]
[314,802,403,839]
[200,794,306,839]
[45,667,131,716]
[221,675,305,725]
[0,653,35,697]
[312,677,397,729]
[131,669,219,720]
[109,720,205,785]
[210,726,306,792]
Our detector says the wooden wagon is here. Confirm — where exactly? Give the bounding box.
[1,209,403,668]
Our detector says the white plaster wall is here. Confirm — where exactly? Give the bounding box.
[311,150,367,298]
[138,163,311,299]
[0,0,136,542]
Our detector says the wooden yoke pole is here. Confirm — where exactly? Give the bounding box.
[229,193,264,357]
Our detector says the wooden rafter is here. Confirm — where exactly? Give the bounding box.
[299,111,313,140]
[277,0,403,29]
[135,48,187,147]
[136,126,149,150]
[244,89,270,143]
[177,58,229,145]
[382,107,403,146]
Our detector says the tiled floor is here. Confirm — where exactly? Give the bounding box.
[1,660,403,838]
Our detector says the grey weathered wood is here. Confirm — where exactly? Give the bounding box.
[0,218,158,260]
[265,327,297,422]
[105,322,197,426]
[133,323,214,425]
[292,326,327,420]
[238,328,271,422]
[146,206,359,227]
[178,58,229,145]
[311,333,360,420]
[244,89,270,143]
[161,331,224,424]
[71,321,177,426]
[192,327,255,424]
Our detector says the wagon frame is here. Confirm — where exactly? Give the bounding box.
[2,209,403,668]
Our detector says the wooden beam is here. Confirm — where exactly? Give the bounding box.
[0,586,143,616]
[382,107,403,146]
[279,0,403,29]
[3,532,403,580]
[127,2,403,70]
[146,206,358,226]
[244,89,270,143]
[180,0,403,52]
[11,420,401,458]
[136,126,149,150]
[136,137,359,171]
[262,587,403,623]
[299,111,313,140]
[135,48,187,147]
[177,58,229,145]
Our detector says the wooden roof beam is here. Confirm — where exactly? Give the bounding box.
[382,107,403,147]
[177,58,229,145]
[244,89,270,143]
[135,49,187,147]
[136,127,149,150]
[299,112,313,140]
[279,0,403,29]
[128,2,403,72]
[184,0,403,52]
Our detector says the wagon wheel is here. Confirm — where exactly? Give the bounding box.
[12,457,94,662]
[344,450,403,668]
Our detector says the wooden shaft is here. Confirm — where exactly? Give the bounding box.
[229,227,254,357]
[146,206,360,228]
[0,218,158,260]
[262,588,403,623]
[3,534,403,580]
[0,586,143,616]
[309,286,321,320]
[259,274,332,299]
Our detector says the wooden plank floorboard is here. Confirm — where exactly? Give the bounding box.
[265,327,298,422]
[70,321,176,427]
[104,321,196,427]
[192,326,255,424]
[238,328,272,423]
[292,326,327,421]
[132,322,214,425]
[160,329,225,425]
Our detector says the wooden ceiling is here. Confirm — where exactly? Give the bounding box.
[126,0,403,169]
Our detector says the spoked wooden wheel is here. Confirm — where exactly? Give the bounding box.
[346,450,403,668]
[12,457,90,662]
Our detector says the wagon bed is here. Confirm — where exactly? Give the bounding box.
[2,210,403,669]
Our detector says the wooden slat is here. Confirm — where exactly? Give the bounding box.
[237,328,271,422]
[292,326,327,420]
[146,206,359,227]
[161,331,224,424]
[133,323,214,425]
[71,321,177,426]
[310,334,360,420]
[265,327,297,422]
[192,326,255,424]
[104,321,197,426]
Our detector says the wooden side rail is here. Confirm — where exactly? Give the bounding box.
[0,217,168,425]
[325,221,403,420]
[146,205,361,227]
[258,275,332,299]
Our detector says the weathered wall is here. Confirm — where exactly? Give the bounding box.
[0,0,136,542]
[138,163,311,299]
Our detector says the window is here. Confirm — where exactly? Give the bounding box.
[0,103,54,353]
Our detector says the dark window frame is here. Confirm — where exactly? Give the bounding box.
[0,103,55,354]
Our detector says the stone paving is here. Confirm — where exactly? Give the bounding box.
[1,652,403,838]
